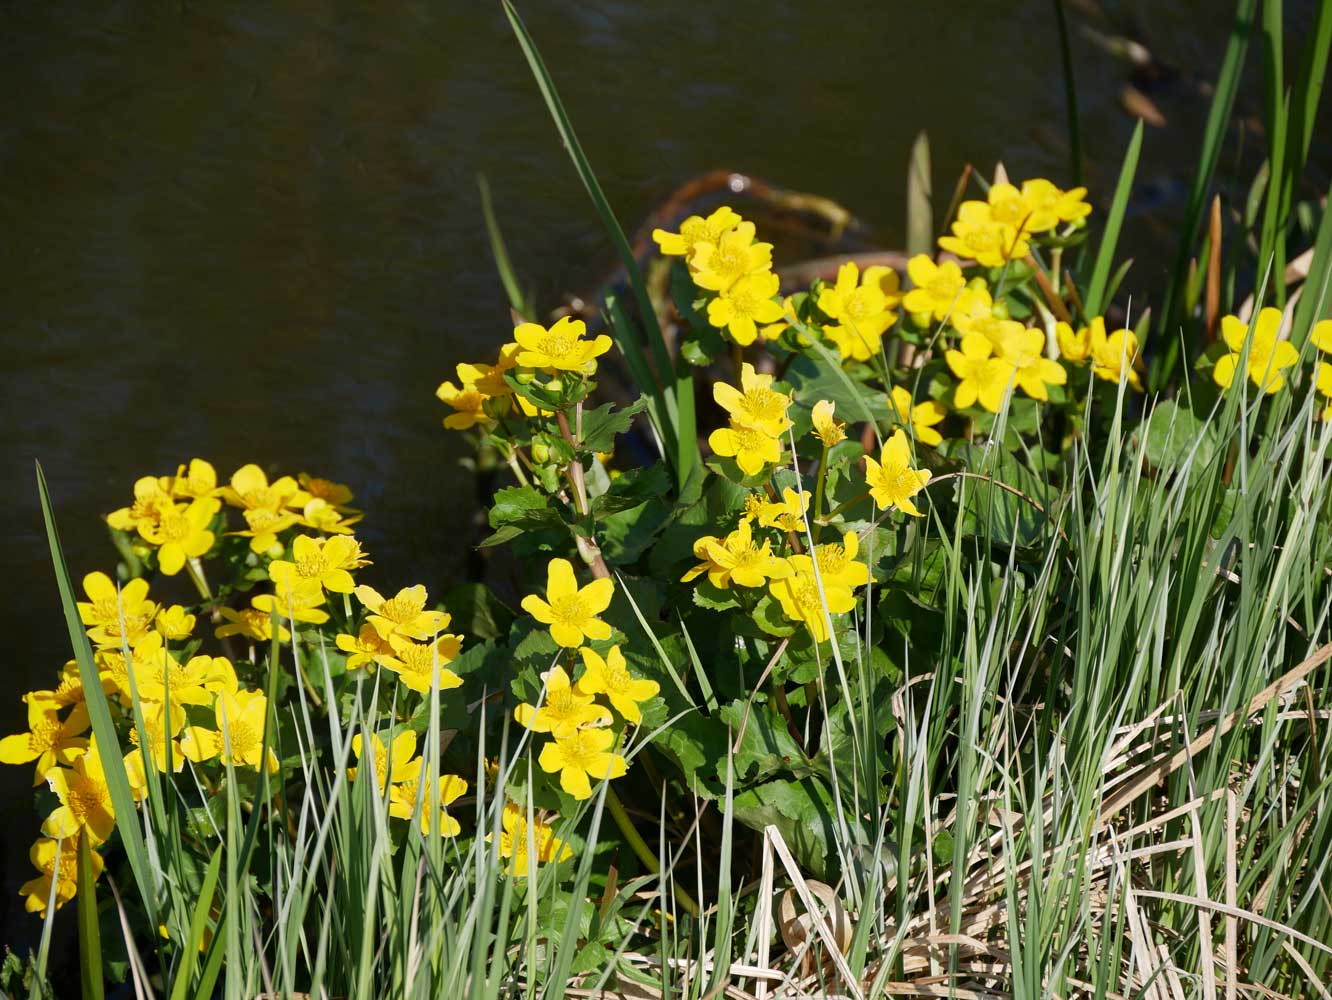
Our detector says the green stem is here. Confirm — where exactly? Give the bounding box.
[821,490,871,523]
[605,787,699,917]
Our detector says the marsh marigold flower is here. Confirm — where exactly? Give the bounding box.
[707,270,785,346]
[769,556,857,643]
[811,399,846,446]
[389,768,467,836]
[1311,320,1332,353]
[938,202,1029,268]
[811,532,871,591]
[270,534,367,595]
[713,363,792,437]
[708,423,782,477]
[538,727,627,800]
[155,605,196,641]
[681,521,793,590]
[160,458,219,501]
[818,262,899,360]
[513,316,611,373]
[215,607,291,644]
[996,327,1068,402]
[864,430,931,517]
[437,378,494,431]
[1056,320,1093,362]
[106,476,174,535]
[252,579,329,626]
[349,730,419,791]
[493,803,573,877]
[0,700,90,785]
[78,572,159,650]
[1214,307,1299,395]
[1088,320,1144,391]
[652,205,742,257]
[140,497,220,576]
[689,221,773,292]
[521,558,615,649]
[43,736,116,845]
[514,665,610,737]
[355,584,451,641]
[576,645,659,725]
[385,633,464,694]
[946,333,1016,413]
[180,689,278,774]
[21,838,102,915]
[336,624,400,672]
[889,387,947,446]
[903,255,967,322]
[757,487,811,532]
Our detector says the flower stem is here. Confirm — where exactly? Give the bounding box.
[820,490,871,523]
[605,786,699,917]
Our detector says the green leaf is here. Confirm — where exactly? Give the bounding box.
[580,397,648,455]
[1083,119,1143,318]
[442,583,517,642]
[785,352,892,425]
[730,778,840,881]
[752,594,796,637]
[952,444,1053,547]
[1134,399,1220,471]
[718,700,808,784]
[77,834,103,1000]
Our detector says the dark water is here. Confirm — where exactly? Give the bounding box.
[1,0,1324,947]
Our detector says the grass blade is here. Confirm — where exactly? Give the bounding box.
[77,832,104,1000]
[1083,120,1143,318]
[906,130,933,257]
[1051,0,1082,186]
[477,173,533,321]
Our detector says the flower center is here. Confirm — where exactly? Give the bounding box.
[381,594,425,623]
[67,780,108,823]
[28,719,61,752]
[550,595,589,626]
[928,275,957,299]
[541,334,575,359]
[296,556,325,578]
[158,510,191,542]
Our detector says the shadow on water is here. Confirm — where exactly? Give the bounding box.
[0,0,1325,958]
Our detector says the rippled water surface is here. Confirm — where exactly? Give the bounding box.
[1,0,1324,942]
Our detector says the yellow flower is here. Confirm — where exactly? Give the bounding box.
[298,498,361,535]
[520,558,615,649]
[577,645,660,725]
[385,634,464,694]
[757,488,811,532]
[139,497,220,576]
[810,400,846,447]
[713,363,792,437]
[707,270,785,346]
[514,665,610,737]
[20,838,102,915]
[889,387,947,446]
[25,662,87,711]
[811,531,870,591]
[689,221,773,292]
[270,535,367,595]
[124,700,185,799]
[513,316,612,373]
[336,624,401,672]
[818,261,898,358]
[389,768,467,835]
[159,458,219,501]
[758,295,806,342]
[1055,320,1093,362]
[42,736,116,845]
[437,379,494,431]
[219,464,299,513]
[232,507,300,556]
[1311,320,1332,353]
[94,633,162,700]
[995,327,1068,402]
[1213,307,1300,395]
[155,605,196,641]
[78,572,159,650]
[106,476,174,534]
[652,205,742,257]
[768,556,856,643]
[252,579,329,626]
[355,584,452,641]
[708,422,782,477]
[1089,319,1144,391]
[294,473,356,511]
[349,730,418,791]
[0,700,90,785]
[938,201,1030,268]
[493,803,573,877]
[130,647,236,707]
[1317,361,1332,421]
[537,728,627,800]
[903,255,967,321]
[946,333,1016,413]
[180,689,278,773]
[1018,178,1091,227]
[680,521,793,590]
[864,430,932,517]
[214,607,291,644]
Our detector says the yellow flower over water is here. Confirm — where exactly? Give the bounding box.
[294,473,356,511]
[769,556,856,643]
[513,316,612,373]
[355,584,452,641]
[996,327,1068,401]
[219,464,300,514]
[160,458,219,501]
[707,270,784,346]
[652,205,742,257]
[576,645,659,725]
[215,607,291,644]
[78,572,159,650]
[811,399,846,447]
[1088,319,1144,391]
[1055,320,1093,362]
[106,476,174,535]
[681,521,794,590]
[812,531,871,591]
[538,727,627,800]
[139,497,220,576]
[180,690,278,773]
[21,838,103,915]
[757,488,811,532]
[708,423,782,477]
[514,665,610,737]
[1014,178,1091,229]
[298,497,361,535]
[864,430,932,517]
[270,535,367,595]
[946,333,1016,413]
[493,803,573,877]
[232,507,300,556]
[938,201,1030,268]
[689,221,773,292]
[336,624,401,672]
[437,379,494,431]
[0,700,90,785]
[903,255,966,322]
[520,558,615,649]
[889,387,946,446]
[253,579,329,626]
[385,634,464,694]
[1213,307,1299,395]
[713,363,792,437]
[42,736,116,845]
